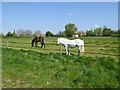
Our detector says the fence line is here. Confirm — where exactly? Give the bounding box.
[1,40,120,56]
[2,45,119,56]
[3,41,119,49]
[7,41,8,48]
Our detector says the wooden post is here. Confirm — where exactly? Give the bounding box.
[60,43,62,54]
[7,41,8,48]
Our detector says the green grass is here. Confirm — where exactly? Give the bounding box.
[1,37,119,88]
[2,48,118,88]
[1,37,119,60]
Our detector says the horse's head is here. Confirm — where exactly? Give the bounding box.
[57,38,65,45]
[57,38,63,45]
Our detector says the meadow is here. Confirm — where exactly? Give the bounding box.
[1,37,119,88]
[2,37,119,59]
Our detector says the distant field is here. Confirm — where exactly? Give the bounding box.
[1,37,119,88]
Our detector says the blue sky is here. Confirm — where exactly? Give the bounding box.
[2,2,118,34]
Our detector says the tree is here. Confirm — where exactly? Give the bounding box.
[112,30,120,37]
[111,30,115,34]
[2,33,4,37]
[118,29,120,34]
[13,30,15,34]
[78,30,85,36]
[65,23,78,37]
[17,29,25,37]
[0,33,4,37]
[86,29,94,36]
[102,26,111,36]
[58,31,63,37]
[110,30,117,37]
[63,31,66,37]
[6,32,13,36]
[94,28,102,36]
[24,30,32,37]
[45,31,53,37]
[103,26,107,30]
[12,30,16,37]
[118,29,120,37]
[33,30,41,37]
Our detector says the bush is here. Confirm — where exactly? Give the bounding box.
[45,31,53,37]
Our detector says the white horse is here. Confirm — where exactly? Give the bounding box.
[57,38,85,56]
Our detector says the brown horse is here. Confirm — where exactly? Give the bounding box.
[32,37,45,48]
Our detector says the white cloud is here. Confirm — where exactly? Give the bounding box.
[52,20,56,23]
[68,13,72,16]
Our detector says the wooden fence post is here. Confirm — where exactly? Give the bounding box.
[7,41,8,48]
[60,43,62,54]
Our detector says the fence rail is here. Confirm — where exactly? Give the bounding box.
[3,41,119,48]
[1,41,120,56]
[1,45,119,56]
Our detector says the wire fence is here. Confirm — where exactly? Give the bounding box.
[2,41,119,48]
[1,41,120,56]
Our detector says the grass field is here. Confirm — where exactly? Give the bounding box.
[1,37,119,88]
[2,37,119,59]
[2,48,118,88]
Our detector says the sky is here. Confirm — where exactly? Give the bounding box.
[2,2,118,34]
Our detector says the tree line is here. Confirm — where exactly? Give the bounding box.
[1,23,120,37]
[86,26,119,37]
[1,30,41,37]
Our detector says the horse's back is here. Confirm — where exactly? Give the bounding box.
[59,38,84,45]
[74,39,84,45]
[65,39,76,45]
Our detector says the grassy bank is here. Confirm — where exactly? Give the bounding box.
[2,48,118,88]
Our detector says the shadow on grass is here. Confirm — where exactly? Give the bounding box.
[2,45,119,56]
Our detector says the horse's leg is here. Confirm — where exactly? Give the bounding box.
[35,41,37,47]
[42,37,45,48]
[31,42,33,47]
[32,43,33,47]
[31,40,34,47]
[82,45,85,53]
[44,43,45,48]
[65,46,68,55]
[41,42,43,48]
[68,48,70,55]
[77,46,81,56]
[40,42,41,47]
[41,42,45,48]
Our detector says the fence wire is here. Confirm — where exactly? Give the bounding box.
[4,41,119,48]
[1,41,119,56]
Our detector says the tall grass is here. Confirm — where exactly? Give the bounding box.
[2,48,118,88]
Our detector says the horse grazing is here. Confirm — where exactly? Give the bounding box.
[32,37,45,48]
[57,38,85,56]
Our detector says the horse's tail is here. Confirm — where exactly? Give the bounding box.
[31,40,34,47]
[81,44,85,53]
[42,37,45,48]
[41,37,45,48]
